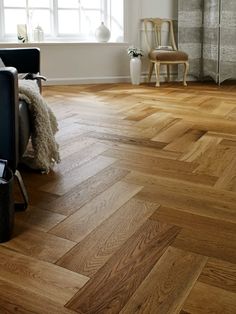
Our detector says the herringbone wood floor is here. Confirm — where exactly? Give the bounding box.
[0,82,236,313]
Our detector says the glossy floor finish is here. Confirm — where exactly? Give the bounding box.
[1,82,236,313]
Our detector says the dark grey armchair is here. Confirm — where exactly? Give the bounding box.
[0,47,41,210]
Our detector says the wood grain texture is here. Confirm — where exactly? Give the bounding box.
[150,206,236,236]
[0,82,235,312]
[164,129,205,153]
[40,155,116,196]
[0,246,88,305]
[0,279,76,314]
[173,227,236,264]
[56,198,159,276]
[199,258,236,293]
[66,220,180,313]
[15,205,66,232]
[136,186,236,224]
[2,224,76,263]
[87,130,167,149]
[103,148,198,173]
[50,181,143,242]
[120,247,207,314]
[182,282,236,314]
[53,142,109,175]
[114,159,217,186]
[43,166,129,215]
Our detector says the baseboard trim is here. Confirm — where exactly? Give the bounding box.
[44,76,131,86]
[43,73,195,86]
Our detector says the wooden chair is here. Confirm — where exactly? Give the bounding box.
[143,18,189,87]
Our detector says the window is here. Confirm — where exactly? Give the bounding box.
[0,0,124,42]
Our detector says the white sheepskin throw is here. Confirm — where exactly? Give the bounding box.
[19,80,60,173]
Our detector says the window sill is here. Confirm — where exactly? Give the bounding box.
[0,41,129,47]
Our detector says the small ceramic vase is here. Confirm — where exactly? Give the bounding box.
[95,22,111,42]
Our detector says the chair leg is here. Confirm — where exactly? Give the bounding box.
[14,170,28,211]
[155,62,161,87]
[167,64,170,82]
[148,62,154,83]
[183,62,189,86]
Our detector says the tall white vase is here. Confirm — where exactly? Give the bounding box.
[130,57,142,85]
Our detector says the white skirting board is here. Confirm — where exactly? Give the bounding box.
[42,73,189,86]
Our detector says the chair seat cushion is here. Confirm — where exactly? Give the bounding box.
[149,50,188,62]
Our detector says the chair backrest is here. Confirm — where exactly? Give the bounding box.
[0,68,19,172]
[0,48,40,74]
[142,18,177,52]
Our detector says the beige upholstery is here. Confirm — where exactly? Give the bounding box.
[149,50,188,62]
[143,18,189,87]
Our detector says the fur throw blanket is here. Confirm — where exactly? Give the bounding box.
[19,80,60,173]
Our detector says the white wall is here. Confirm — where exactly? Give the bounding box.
[0,0,177,85]
[141,0,177,19]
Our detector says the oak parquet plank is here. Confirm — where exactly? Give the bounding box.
[124,172,236,211]
[182,282,236,314]
[73,116,138,130]
[44,166,129,215]
[136,188,236,223]
[50,181,142,242]
[0,246,88,305]
[164,129,205,153]
[66,220,180,314]
[220,139,236,147]
[73,121,148,139]
[180,133,222,162]
[124,106,158,121]
[56,198,159,276]
[112,142,181,160]
[0,279,76,314]
[150,206,236,236]
[212,101,236,116]
[15,206,66,232]
[199,258,236,293]
[53,142,109,175]
[152,120,192,143]
[59,136,97,159]
[120,247,207,314]
[142,103,236,134]
[87,130,167,149]
[2,224,76,263]
[115,160,217,186]
[136,112,180,138]
[214,158,236,192]
[21,168,58,190]
[190,117,236,135]
[173,228,236,264]
[40,155,116,196]
[103,148,198,172]
[25,187,58,208]
[194,143,236,177]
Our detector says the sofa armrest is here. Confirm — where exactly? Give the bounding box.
[0,68,19,172]
[0,48,40,74]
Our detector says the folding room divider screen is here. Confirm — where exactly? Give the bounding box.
[178,0,236,84]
